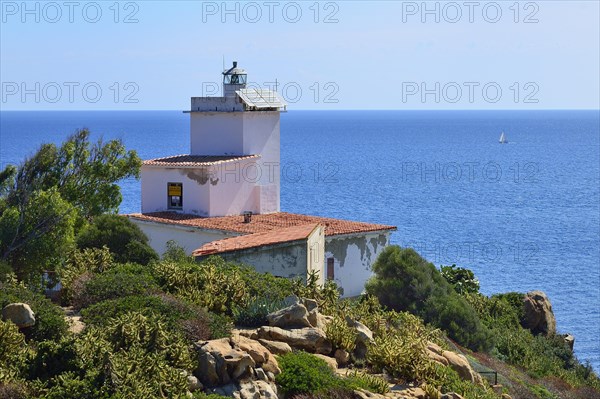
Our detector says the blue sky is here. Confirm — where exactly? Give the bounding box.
[1,1,598,110]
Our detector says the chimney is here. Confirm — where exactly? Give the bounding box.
[243,211,253,223]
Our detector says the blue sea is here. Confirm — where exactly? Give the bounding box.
[1,110,599,371]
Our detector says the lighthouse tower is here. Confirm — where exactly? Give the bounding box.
[140,62,287,217]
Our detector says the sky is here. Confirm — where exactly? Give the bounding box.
[0,0,599,110]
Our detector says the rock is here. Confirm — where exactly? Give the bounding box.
[186,375,202,392]
[426,342,449,366]
[313,354,338,371]
[316,313,333,330]
[232,336,280,375]
[254,367,268,381]
[266,302,312,329]
[2,303,35,328]
[441,351,483,385]
[442,393,464,399]
[334,348,350,367]
[522,291,556,336]
[256,326,332,354]
[393,386,427,398]
[235,380,278,399]
[563,333,575,351]
[233,328,258,340]
[346,316,373,358]
[501,394,513,399]
[258,339,292,355]
[354,389,387,399]
[195,338,255,386]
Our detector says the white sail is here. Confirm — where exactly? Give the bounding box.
[499,132,508,144]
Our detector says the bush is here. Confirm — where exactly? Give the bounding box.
[29,338,78,381]
[440,264,480,294]
[233,296,287,327]
[0,319,30,382]
[76,214,158,265]
[73,269,158,309]
[58,246,114,304]
[276,352,343,397]
[365,246,493,351]
[325,316,357,353]
[81,293,228,341]
[0,284,68,342]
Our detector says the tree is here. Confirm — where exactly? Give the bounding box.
[440,264,480,294]
[366,246,493,351]
[0,130,141,279]
[4,129,141,220]
[77,214,158,265]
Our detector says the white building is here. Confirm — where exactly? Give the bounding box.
[128,62,396,296]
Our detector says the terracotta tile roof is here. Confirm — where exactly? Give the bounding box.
[192,223,319,256]
[127,211,396,237]
[143,154,260,167]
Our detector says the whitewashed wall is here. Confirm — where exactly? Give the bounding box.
[129,218,239,256]
[324,231,391,297]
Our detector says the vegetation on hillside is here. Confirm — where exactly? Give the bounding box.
[1,134,598,399]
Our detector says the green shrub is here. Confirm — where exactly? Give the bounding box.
[76,214,158,265]
[440,264,480,294]
[345,370,390,394]
[0,284,68,342]
[325,316,357,353]
[73,270,158,309]
[0,319,30,382]
[58,246,114,304]
[40,372,102,399]
[152,257,248,314]
[29,338,78,381]
[365,246,493,351]
[276,351,343,396]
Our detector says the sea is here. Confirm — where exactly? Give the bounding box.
[1,110,598,371]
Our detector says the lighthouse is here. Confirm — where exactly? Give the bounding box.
[130,62,395,297]
[140,62,287,217]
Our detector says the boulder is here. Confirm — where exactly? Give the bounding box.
[313,354,338,371]
[354,389,387,399]
[441,350,483,385]
[334,348,350,367]
[235,380,278,399]
[266,302,312,329]
[426,342,449,366]
[186,375,202,392]
[563,334,575,351]
[2,303,35,328]
[258,339,292,355]
[522,291,556,336]
[256,326,332,354]
[346,316,373,358]
[195,338,255,386]
[316,313,333,330]
[442,393,465,399]
[232,336,280,375]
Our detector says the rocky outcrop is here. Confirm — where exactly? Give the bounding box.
[426,342,483,386]
[207,380,278,399]
[314,353,338,371]
[563,333,575,351]
[522,291,556,335]
[2,303,35,328]
[266,301,312,329]
[256,325,332,354]
[232,335,280,375]
[257,338,292,354]
[195,338,257,387]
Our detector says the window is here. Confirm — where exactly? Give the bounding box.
[327,258,335,280]
[168,183,183,209]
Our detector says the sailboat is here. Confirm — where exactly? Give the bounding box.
[499,131,508,144]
